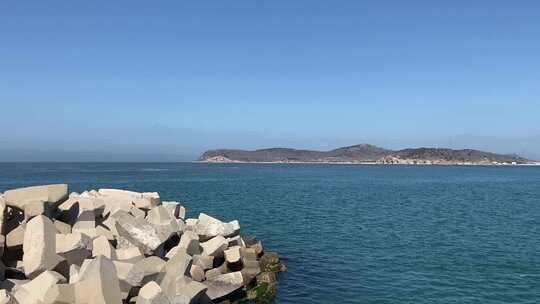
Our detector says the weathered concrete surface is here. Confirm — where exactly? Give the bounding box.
[23,215,61,279]
[157,248,192,298]
[162,202,185,220]
[178,230,201,256]
[146,206,179,246]
[126,256,165,287]
[43,283,77,303]
[204,271,244,300]
[113,260,136,299]
[228,235,245,248]
[240,248,261,284]
[116,246,144,263]
[192,254,214,271]
[98,189,159,214]
[189,264,205,282]
[174,277,208,304]
[195,213,224,240]
[200,235,228,257]
[204,262,228,281]
[184,218,197,232]
[6,224,25,249]
[130,205,146,219]
[92,235,116,259]
[54,220,71,234]
[95,225,115,241]
[75,256,123,304]
[14,270,66,303]
[115,211,162,255]
[224,246,241,264]
[4,184,68,209]
[136,281,170,304]
[72,209,97,238]
[56,232,92,266]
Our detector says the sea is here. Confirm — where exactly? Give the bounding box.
[1,163,539,304]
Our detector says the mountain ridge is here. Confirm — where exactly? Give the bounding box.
[199,144,532,165]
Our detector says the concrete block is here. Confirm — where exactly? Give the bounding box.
[6,224,25,249]
[92,235,116,259]
[189,264,205,282]
[224,246,241,264]
[43,283,76,303]
[142,192,161,208]
[136,281,169,304]
[116,246,144,263]
[228,235,245,248]
[158,248,192,298]
[23,215,61,279]
[72,209,97,238]
[162,202,185,220]
[204,267,223,280]
[126,256,165,287]
[200,235,228,257]
[95,225,115,241]
[177,230,200,256]
[75,256,123,304]
[54,220,71,234]
[16,270,66,303]
[204,271,244,301]
[4,184,68,209]
[174,277,208,304]
[56,232,92,266]
[133,197,156,210]
[98,189,145,215]
[113,260,136,299]
[115,211,162,255]
[192,254,214,270]
[130,206,146,219]
[23,200,53,222]
[184,218,197,232]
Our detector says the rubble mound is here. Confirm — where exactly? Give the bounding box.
[0,184,285,303]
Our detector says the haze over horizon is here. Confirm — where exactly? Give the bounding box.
[1,1,539,161]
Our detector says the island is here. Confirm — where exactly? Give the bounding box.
[199,144,533,165]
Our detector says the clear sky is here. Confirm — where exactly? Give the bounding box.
[1,1,539,161]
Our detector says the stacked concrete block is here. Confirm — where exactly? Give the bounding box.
[0,185,284,303]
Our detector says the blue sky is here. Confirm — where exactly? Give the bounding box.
[1,1,539,161]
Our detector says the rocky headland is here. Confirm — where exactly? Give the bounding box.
[199,144,532,165]
[0,184,285,303]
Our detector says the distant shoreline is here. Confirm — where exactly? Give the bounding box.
[198,144,535,165]
[196,160,540,166]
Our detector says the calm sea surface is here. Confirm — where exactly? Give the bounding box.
[1,163,539,303]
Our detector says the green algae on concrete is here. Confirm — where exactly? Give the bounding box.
[241,251,286,303]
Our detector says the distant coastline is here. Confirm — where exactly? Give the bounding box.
[198,144,535,166]
[197,159,540,166]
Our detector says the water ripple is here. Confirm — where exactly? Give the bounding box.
[1,164,540,303]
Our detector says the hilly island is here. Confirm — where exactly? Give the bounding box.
[199,144,532,165]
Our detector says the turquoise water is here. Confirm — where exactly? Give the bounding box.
[1,163,540,303]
